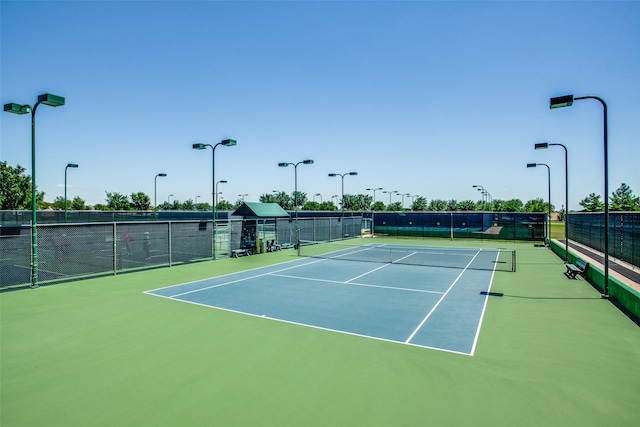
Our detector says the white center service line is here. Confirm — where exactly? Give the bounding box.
[404,250,481,343]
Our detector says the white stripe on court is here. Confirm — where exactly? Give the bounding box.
[268,272,445,295]
[468,250,499,356]
[404,250,481,344]
[168,258,328,298]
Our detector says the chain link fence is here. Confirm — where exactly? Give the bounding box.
[1,216,363,290]
[568,212,639,268]
[367,212,546,241]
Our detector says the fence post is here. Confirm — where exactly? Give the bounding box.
[168,221,172,267]
[113,222,117,275]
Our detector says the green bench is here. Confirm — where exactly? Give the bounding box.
[565,258,588,279]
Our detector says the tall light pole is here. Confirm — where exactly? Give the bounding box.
[4,93,65,288]
[536,142,569,261]
[366,187,383,237]
[527,163,551,244]
[195,195,200,205]
[279,159,314,247]
[401,193,410,209]
[406,194,417,209]
[551,94,609,297]
[314,193,322,203]
[216,180,227,207]
[167,194,174,205]
[383,190,398,205]
[154,173,167,210]
[328,172,358,238]
[473,185,486,209]
[193,138,237,259]
[64,163,78,222]
[239,193,248,202]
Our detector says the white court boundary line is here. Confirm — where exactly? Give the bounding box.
[145,245,496,356]
[148,291,471,357]
[405,249,482,344]
[268,272,445,295]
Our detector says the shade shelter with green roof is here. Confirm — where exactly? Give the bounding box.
[231,202,290,253]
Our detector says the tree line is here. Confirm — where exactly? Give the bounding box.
[2,161,639,212]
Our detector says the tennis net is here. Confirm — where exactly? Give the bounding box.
[298,240,516,272]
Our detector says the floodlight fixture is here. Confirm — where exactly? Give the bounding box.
[527,162,551,243]
[328,171,359,236]
[550,95,574,109]
[191,138,237,259]
[64,163,79,222]
[534,141,570,260]
[550,92,609,296]
[3,103,30,114]
[279,159,314,245]
[3,92,65,288]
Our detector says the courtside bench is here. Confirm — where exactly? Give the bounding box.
[565,258,589,279]
[231,249,249,258]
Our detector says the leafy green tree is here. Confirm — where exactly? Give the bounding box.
[491,199,505,212]
[610,183,640,211]
[105,191,130,210]
[259,193,278,203]
[428,199,447,211]
[260,191,292,210]
[216,200,233,210]
[388,202,403,211]
[303,201,321,210]
[446,199,458,211]
[0,162,45,209]
[411,197,427,211]
[502,199,524,212]
[130,192,151,210]
[320,201,338,211]
[457,200,476,211]
[372,201,387,211]
[524,198,554,213]
[343,194,372,211]
[579,193,604,212]
[182,199,196,210]
[195,202,210,211]
[52,196,68,210]
[292,191,307,210]
[232,199,244,210]
[93,203,107,210]
[71,196,86,210]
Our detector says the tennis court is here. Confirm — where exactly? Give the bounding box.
[147,243,512,354]
[1,237,638,427]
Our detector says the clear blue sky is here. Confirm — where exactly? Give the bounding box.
[2,1,639,211]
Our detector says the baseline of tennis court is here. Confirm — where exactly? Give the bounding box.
[146,245,501,355]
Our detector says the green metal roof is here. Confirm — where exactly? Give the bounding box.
[231,202,290,218]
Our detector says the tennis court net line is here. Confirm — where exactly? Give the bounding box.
[298,241,516,272]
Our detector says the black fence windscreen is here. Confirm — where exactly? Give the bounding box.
[368,212,546,241]
[568,212,639,268]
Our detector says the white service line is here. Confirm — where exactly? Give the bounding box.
[404,250,481,343]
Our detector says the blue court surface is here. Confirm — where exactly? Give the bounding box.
[146,245,502,355]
